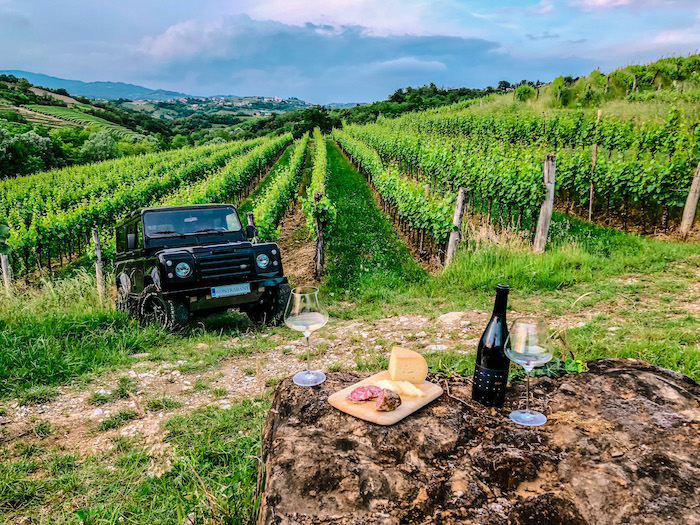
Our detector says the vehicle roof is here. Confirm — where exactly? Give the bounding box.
[117,204,238,226]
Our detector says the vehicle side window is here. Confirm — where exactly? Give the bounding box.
[136,221,144,248]
[126,221,136,250]
[116,225,126,253]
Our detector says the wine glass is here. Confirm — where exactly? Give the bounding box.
[284,286,328,387]
[505,317,553,426]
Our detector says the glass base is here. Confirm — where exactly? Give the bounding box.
[509,409,547,426]
[293,370,326,387]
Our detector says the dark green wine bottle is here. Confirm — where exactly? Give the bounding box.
[472,284,510,407]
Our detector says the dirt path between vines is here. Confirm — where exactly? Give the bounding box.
[276,199,317,288]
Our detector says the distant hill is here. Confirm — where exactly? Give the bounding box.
[324,102,366,109]
[0,70,192,101]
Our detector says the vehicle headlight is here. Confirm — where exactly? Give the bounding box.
[175,262,192,278]
[256,253,270,269]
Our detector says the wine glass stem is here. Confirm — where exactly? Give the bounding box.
[525,370,531,412]
[305,335,311,366]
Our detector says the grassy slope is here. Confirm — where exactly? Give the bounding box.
[453,83,700,123]
[324,138,424,311]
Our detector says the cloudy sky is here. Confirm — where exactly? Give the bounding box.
[1,0,698,103]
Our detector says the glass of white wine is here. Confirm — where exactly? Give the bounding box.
[505,317,553,426]
[284,286,328,387]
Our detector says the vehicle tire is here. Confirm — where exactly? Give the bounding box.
[244,283,291,326]
[116,286,136,317]
[137,284,188,332]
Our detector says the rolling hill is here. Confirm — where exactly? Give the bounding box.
[0,70,192,101]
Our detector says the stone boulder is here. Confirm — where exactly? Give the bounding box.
[257,359,700,524]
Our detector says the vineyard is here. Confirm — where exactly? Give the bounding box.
[332,102,700,257]
[26,104,147,140]
[2,136,288,278]
[0,77,699,524]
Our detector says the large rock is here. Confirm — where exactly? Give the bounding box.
[257,359,700,524]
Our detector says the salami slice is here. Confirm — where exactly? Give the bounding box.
[346,385,382,403]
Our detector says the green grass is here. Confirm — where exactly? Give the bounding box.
[0,271,170,400]
[16,385,59,405]
[30,421,54,438]
[97,410,140,431]
[145,397,183,411]
[324,138,425,312]
[114,376,138,399]
[0,398,268,524]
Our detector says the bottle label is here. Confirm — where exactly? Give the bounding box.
[473,364,507,392]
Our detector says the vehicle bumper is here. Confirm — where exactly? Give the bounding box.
[160,276,287,312]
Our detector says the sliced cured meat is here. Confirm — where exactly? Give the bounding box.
[346,385,382,403]
[375,388,402,412]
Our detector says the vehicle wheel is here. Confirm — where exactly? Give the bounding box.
[116,286,136,317]
[137,284,188,331]
[244,284,291,326]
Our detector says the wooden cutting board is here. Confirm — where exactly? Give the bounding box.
[328,371,443,426]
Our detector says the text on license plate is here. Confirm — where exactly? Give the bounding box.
[211,283,250,298]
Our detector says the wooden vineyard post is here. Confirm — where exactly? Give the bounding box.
[589,144,597,222]
[445,187,468,267]
[92,228,105,302]
[533,155,556,253]
[680,161,700,237]
[1,253,11,293]
[589,110,602,223]
[313,192,326,279]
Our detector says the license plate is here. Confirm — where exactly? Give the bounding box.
[211,283,250,298]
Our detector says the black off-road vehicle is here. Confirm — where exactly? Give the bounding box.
[114,204,290,331]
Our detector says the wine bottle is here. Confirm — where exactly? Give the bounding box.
[472,284,510,407]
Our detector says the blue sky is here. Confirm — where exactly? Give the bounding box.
[0,0,698,103]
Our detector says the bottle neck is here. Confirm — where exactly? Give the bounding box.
[492,289,509,319]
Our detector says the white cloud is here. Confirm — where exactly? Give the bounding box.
[222,0,463,37]
[650,13,700,47]
[138,19,235,61]
[369,57,447,73]
[532,1,555,15]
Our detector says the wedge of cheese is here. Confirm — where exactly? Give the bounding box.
[388,346,428,384]
[372,379,425,397]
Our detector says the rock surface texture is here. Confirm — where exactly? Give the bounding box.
[257,359,700,524]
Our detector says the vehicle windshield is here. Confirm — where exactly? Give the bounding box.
[143,207,242,237]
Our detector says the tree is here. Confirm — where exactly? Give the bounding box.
[497,80,512,92]
[49,126,90,164]
[80,131,122,162]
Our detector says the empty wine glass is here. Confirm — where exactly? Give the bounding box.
[284,286,328,386]
[505,317,553,426]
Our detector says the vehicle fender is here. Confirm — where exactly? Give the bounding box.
[146,267,161,291]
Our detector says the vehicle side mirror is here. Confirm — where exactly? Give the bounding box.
[127,234,137,250]
[246,225,256,240]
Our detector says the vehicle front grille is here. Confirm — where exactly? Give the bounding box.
[193,246,254,283]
